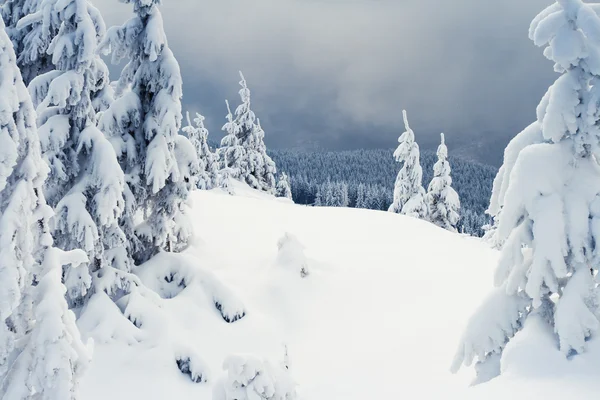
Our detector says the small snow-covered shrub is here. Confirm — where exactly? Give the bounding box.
[137,253,247,323]
[277,233,309,278]
[175,346,209,384]
[212,354,297,400]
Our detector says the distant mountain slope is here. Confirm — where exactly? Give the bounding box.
[270,148,497,235]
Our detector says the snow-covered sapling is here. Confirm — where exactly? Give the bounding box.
[212,354,297,400]
[277,232,309,278]
[426,133,460,231]
[388,110,427,218]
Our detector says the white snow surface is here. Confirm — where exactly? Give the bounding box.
[79,181,600,399]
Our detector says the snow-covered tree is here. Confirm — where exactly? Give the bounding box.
[0,18,90,398]
[0,0,56,85]
[426,133,460,231]
[276,172,292,200]
[212,354,297,400]
[388,110,427,218]
[27,0,131,306]
[0,12,52,380]
[452,0,600,382]
[183,111,219,190]
[218,72,277,194]
[99,0,194,263]
[355,183,367,209]
[483,121,544,248]
[3,248,92,400]
[277,233,309,278]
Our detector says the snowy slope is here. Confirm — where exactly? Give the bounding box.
[79,182,600,399]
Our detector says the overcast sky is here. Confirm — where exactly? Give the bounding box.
[95,0,555,165]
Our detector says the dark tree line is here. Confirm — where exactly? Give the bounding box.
[270,148,496,236]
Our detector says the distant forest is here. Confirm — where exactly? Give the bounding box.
[270,148,497,236]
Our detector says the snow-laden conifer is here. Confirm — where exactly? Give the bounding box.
[183,111,219,190]
[453,0,600,382]
[212,354,297,400]
[27,0,130,306]
[1,0,56,85]
[0,12,52,380]
[276,172,292,200]
[0,17,90,397]
[427,133,460,231]
[388,110,427,218]
[99,0,194,262]
[484,121,544,247]
[3,248,92,400]
[218,72,277,193]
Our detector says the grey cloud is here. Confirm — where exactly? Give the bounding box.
[95,0,555,165]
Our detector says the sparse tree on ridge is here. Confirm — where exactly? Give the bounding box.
[276,172,293,200]
[218,72,277,194]
[388,110,427,218]
[183,111,219,190]
[452,0,600,383]
[99,0,194,263]
[427,133,460,231]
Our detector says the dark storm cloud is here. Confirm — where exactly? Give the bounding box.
[95,0,554,165]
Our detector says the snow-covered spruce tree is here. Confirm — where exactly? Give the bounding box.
[183,111,219,190]
[452,0,600,382]
[0,12,52,381]
[3,248,92,400]
[0,18,91,397]
[388,110,427,218]
[1,0,57,86]
[28,0,132,306]
[355,183,367,209]
[483,121,544,248]
[218,72,277,194]
[212,355,297,400]
[99,0,195,263]
[426,133,460,231]
[276,172,292,199]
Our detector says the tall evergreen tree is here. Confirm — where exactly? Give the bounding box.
[99,0,194,262]
[27,0,130,306]
[453,0,600,383]
[183,111,219,190]
[0,17,90,398]
[0,0,56,85]
[276,172,293,199]
[218,72,277,194]
[388,110,427,218]
[427,133,460,231]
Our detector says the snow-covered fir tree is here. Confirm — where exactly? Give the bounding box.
[0,18,90,397]
[183,111,219,190]
[452,0,600,383]
[388,110,427,218]
[426,133,460,231]
[483,121,544,247]
[0,12,51,381]
[276,172,292,199]
[218,72,277,194]
[213,355,297,400]
[3,248,92,400]
[99,0,195,263]
[1,0,56,85]
[27,0,130,306]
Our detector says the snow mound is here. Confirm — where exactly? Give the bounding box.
[79,183,600,399]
